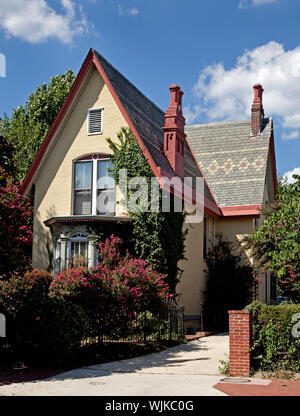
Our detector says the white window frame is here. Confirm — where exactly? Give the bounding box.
[87,108,103,135]
[66,232,91,268]
[72,156,115,216]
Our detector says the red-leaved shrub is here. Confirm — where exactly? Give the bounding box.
[50,235,173,336]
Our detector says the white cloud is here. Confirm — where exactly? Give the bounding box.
[0,0,89,44]
[184,105,203,124]
[282,130,299,140]
[187,41,300,139]
[283,167,300,184]
[118,5,139,16]
[239,0,277,8]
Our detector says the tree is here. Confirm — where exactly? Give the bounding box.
[0,69,75,180]
[244,175,300,301]
[0,136,15,185]
[204,234,254,331]
[0,178,33,278]
[0,136,33,278]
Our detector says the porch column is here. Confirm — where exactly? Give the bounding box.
[60,237,68,271]
[88,239,96,268]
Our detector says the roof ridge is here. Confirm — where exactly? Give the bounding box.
[186,120,251,128]
[92,49,165,117]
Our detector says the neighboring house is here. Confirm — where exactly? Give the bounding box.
[20,49,277,330]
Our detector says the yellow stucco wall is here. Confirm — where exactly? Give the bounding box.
[177,220,204,317]
[216,217,254,258]
[32,65,129,270]
[177,214,215,321]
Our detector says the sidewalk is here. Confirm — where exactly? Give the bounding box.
[1,333,299,396]
[0,334,229,396]
[214,377,300,396]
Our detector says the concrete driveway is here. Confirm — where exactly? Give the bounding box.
[0,333,229,396]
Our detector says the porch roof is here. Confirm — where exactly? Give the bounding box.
[44,215,132,227]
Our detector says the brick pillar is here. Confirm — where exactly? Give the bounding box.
[228,310,251,377]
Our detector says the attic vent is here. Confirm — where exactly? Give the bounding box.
[88,108,103,135]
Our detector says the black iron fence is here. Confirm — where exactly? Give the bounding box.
[82,300,185,345]
[0,300,185,363]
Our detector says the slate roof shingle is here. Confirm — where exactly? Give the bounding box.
[93,49,216,203]
[185,119,273,207]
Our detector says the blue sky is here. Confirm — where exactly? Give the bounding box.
[0,0,299,180]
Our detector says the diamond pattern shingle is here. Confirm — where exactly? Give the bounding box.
[185,119,272,207]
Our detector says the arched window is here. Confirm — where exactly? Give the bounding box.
[73,154,115,216]
[66,232,89,269]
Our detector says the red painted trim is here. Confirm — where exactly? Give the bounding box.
[157,166,222,218]
[44,216,132,227]
[78,153,110,161]
[204,200,222,219]
[21,49,95,196]
[221,204,262,216]
[204,206,219,220]
[269,126,278,195]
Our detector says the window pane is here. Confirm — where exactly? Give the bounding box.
[74,190,92,215]
[97,160,115,189]
[69,241,88,269]
[97,189,116,215]
[80,242,88,259]
[75,162,92,190]
[74,161,92,215]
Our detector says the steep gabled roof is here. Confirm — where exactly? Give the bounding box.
[21,48,219,215]
[20,48,275,218]
[93,50,218,208]
[185,118,276,208]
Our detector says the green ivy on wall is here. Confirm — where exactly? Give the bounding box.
[103,127,187,293]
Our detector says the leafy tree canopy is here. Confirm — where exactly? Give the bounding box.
[204,234,254,331]
[0,69,75,180]
[244,175,300,301]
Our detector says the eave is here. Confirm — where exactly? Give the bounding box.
[44,215,132,228]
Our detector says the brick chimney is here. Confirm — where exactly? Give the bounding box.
[251,83,264,136]
[163,84,186,178]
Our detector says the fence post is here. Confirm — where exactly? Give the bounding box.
[228,310,251,377]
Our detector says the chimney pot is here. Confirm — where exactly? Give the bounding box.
[251,83,264,136]
[163,85,186,177]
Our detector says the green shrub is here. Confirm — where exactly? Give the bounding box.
[204,234,254,331]
[0,268,52,316]
[49,235,172,339]
[13,298,85,363]
[0,269,85,363]
[247,303,300,372]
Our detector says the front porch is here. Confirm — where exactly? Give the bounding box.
[44,215,132,274]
